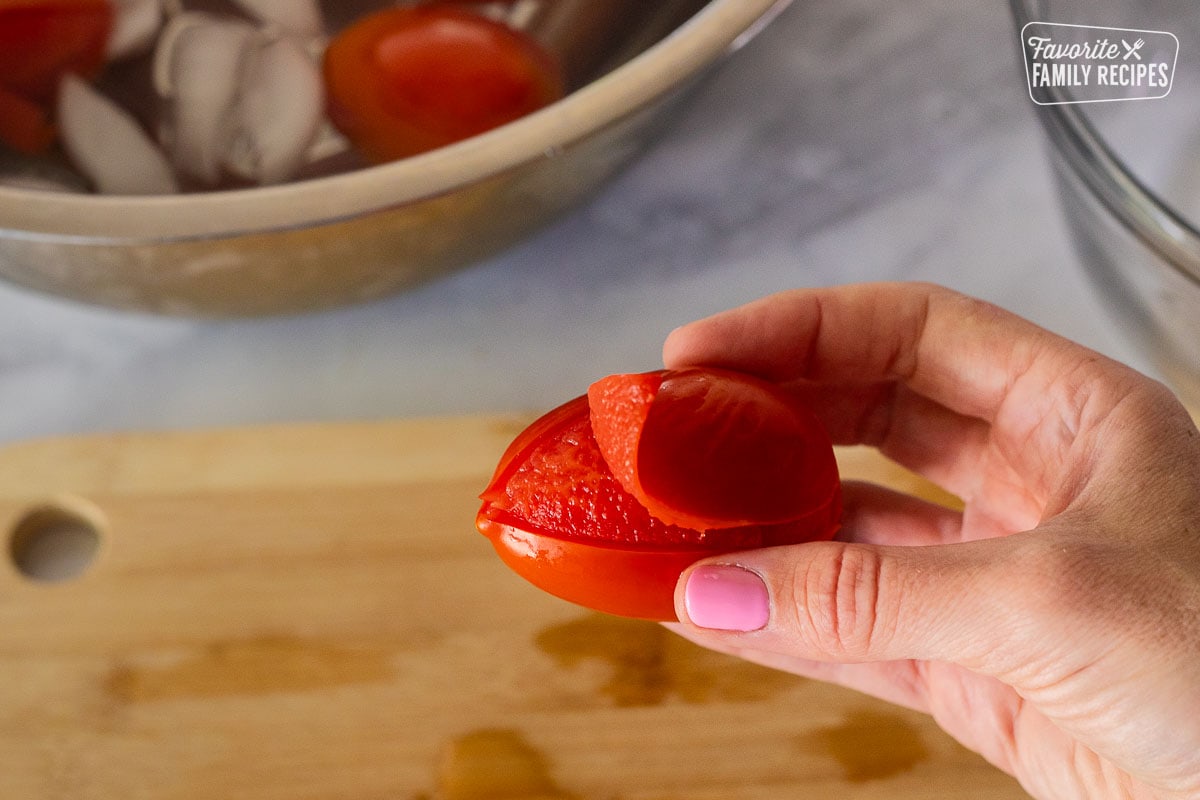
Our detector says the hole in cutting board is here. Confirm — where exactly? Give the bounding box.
[8,500,105,582]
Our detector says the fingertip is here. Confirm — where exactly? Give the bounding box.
[662,299,758,369]
[661,290,820,380]
[676,562,770,632]
[673,560,695,622]
[661,323,689,368]
[662,317,714,369]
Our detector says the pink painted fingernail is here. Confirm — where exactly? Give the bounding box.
[683,565,769,631]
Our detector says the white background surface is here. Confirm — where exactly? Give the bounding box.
[0,0,1156,444]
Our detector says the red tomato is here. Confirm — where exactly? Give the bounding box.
[477,369,842,621]
[322,6,564,164]
[0,0,112,103]
[0,84,56,154]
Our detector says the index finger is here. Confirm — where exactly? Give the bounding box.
[664,282,1051,423]
[662,282,1142,505]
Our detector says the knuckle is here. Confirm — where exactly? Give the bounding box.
[791,545,895,658]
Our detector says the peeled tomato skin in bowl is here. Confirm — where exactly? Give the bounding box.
[476,368,843,621]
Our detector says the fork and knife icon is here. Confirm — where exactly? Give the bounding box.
[1121,38,1145,60]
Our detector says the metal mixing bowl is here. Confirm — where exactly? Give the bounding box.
[1012,0,1200,411]
[0,0,789,316]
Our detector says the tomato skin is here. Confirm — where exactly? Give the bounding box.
[594,368,841,530]
[322,6,564,164]
[0,0,112,103]
[477,369,842,621]
[478,516,741,621]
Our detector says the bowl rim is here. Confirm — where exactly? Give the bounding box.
[1009,0,1200,287]
[0,0,790,244]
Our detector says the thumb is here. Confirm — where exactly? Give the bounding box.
[675,537,1035,670]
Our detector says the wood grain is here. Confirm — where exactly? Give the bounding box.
[0,417,1029,799]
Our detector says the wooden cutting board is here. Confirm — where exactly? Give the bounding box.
[0,416,1029,799]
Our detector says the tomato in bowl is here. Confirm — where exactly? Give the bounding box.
[476,367,842,620]
[322,5,565,164]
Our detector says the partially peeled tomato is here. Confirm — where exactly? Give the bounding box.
[477,368,841,620]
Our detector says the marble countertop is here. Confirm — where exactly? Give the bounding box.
[0,0,1155,445]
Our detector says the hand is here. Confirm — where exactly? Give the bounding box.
[662,283,1200,799]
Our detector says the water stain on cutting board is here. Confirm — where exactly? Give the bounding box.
[536,613,801,707]
[107,635,395,702]
[427,728,576,800]
[796,710,930,782]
